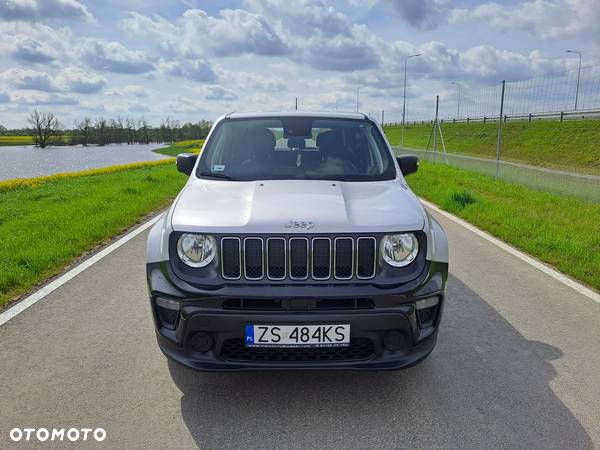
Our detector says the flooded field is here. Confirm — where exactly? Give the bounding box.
[0,143,169,180]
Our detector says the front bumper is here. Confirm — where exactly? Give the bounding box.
[147,261,447,371]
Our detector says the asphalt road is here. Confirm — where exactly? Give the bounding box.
[1,209,599,449]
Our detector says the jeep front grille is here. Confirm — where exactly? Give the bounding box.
[243,238,264,280]
[221,236,376,281]
[289,238,309,280]
[266,238,286,280]
[221,237,241,280]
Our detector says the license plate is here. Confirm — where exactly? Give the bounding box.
[245,324,350,348]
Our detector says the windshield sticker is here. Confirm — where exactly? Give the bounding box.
[212,165,225,172]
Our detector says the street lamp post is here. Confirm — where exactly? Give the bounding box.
[356,86,364,112]
[451,81,461,119]
[566,50,582,110]
[402,53,421,146]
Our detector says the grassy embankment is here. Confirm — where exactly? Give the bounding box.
[408,161,600,290]
[0,136,35,146]
[0,159,186,308]
[384,120,600,175]
[153,139,204,157]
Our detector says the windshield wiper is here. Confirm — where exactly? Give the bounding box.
[197,172,242,181]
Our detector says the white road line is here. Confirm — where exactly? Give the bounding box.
[420,198,600,304]
[0,214,164,328]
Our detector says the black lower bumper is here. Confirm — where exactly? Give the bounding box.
[148,261,447,371]
[156,308,440,371]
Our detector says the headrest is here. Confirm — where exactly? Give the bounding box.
[249,127,275,149]
[287,137,305,149]
[316,129,343,148]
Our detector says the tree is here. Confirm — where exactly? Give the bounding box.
[160,117,171,143]
[139,118,149,144]
[94,117,107,146]
[125,118,135,144]
[27,110,61,148]
[75,117,93,146]
[110,116,125,144]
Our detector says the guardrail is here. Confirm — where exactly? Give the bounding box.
[386,108,600,127]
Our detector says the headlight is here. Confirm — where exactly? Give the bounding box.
[176,233,216,268]
[382,233,419,267]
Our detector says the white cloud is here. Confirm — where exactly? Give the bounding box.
[9,90,79,105]
[247,0,351,37]
[386,0,452,30]
[245,1,381,71]
[0,68,58,91]
[0,67,106,94]
[157,58,217,82]
[119,12,177,54]
[79,39,154,74]
[451,0,600,40]
[55,68,106,93]
[0,0,92,22]
[0,22,72,64]
[122,84,154,98]
[196,85,238,101]
[221,70,287,93]
[128,102,150,113]
[181,8,287,57]
[301,28,380,72]
[121,8,287,59]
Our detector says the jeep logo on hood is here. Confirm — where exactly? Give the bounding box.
[285,220,314,230]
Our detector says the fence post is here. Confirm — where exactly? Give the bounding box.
[528,113,532,122]
[381,110,384,126]
[467,117,470,123]
[433,95,439,162]
[483,116,486,123]
[560,111,564,122]
[495,80,506,179]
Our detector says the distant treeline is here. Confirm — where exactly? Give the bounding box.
[0,112,213,148]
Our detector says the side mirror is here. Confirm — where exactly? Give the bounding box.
[396,155,419,176]
[176,153,198,176]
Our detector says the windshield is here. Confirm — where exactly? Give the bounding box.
[196,117,396,182]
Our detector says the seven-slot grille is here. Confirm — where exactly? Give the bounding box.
[221,236,376,281]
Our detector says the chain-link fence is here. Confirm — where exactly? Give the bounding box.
[387,65,600,203]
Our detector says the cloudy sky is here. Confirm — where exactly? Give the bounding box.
[0,0,598,128]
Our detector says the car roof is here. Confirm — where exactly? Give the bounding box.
[225,111,369,120]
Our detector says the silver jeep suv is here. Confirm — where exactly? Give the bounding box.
[146,111,448,371]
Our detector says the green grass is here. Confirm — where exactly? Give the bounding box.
[407,161,600,290]
[0,161,186,308]
[384,120,600,175]
[153,139,204,157]
[0,135,35,146]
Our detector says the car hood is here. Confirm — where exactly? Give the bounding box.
[170,178,425,234]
